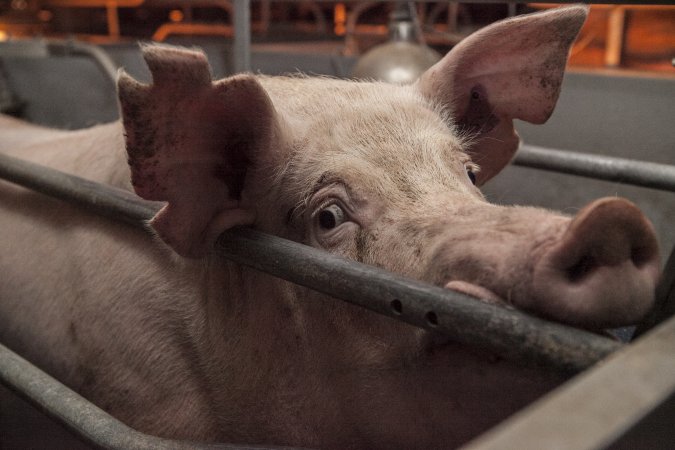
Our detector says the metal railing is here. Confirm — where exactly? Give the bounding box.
[515,144,675,193]
[1,138,674,450]
[1,142,674,448]
[227,0,675,72]
[0,342,295,450]
[0,152,623,373]
[461,313,675,450]
[2,1,674,447]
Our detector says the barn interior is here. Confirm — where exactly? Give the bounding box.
[0,1,673,449]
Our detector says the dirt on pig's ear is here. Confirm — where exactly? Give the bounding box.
[416,5,588,186]
[117,45,282,258]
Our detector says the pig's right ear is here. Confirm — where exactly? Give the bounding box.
[118,45,280,258]
[417,6,588,185]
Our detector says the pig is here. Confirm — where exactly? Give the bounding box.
[0,5,661,449]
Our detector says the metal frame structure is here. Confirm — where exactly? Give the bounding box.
[0,129,674,450]
[229,0,675,72]
[1,1,674,448]
[0,152,625,372]
[462,314,675,450]
[0,342,292,450]
[515,144,675,193]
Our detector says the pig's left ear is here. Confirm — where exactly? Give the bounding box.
[118,45,281,258]
[417,5,588,185]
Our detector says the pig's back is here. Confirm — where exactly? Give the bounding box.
[0,115,131,190]
[0,116,216,438]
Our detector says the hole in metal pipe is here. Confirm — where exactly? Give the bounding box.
[390,299,402,315]
[426,311,438,327]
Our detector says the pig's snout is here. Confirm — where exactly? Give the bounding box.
[532,198,660,329]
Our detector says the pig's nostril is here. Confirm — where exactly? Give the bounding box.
[563,231,658,285]
[565,253,597,283]
[631,243,657,269]
[556,198,662,285]
[426,311,439,327]
[531,198,661,328]
[390,299,403,315]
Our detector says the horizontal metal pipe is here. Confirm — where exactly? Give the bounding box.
[461,315,675,450]
[217,228,622,372]
[47,40,119,86]
[514,145,675,192]
[0,342,293,450]
[0,152,157,225]
[0,152,622,374]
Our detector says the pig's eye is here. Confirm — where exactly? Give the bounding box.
[318,204,345,230]
[466,168,477,185]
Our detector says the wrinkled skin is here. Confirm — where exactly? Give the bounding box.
[0,6,661,449]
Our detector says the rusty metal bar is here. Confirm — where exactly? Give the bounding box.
[0,343,294,450]
[514,144,675,192]
[0,152,623,374]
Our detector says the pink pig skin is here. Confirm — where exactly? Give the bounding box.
[0,6,661,449]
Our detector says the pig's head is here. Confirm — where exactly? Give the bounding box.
[118,5,661,448]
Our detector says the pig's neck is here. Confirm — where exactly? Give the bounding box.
[191,257,310,439]
[193,256,383,443]
[173,257,566,447]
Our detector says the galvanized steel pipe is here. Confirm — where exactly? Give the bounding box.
[0,342,294,450]
[515,144,675,192]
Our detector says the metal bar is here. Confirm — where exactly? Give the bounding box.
[605,6,626,67]
[0,342,296,450]
[0,152,156,226]
[233,0,251,73]
[0,152,622,373]
[46,40,119,87]
[514,144,675,192]
[216,228,621,373]
[105,0,121,39]
[460,314,675,450]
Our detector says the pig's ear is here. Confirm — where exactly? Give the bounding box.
[118,45,280,258]
[417,6,588,185]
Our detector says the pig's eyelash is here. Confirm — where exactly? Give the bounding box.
[284,200,330,225]
[466,161,480,173]
[310,199,339,219]
[293,177,347,222]
[288,201,307,223]
[289,191,325,223]
[458,154,480,173]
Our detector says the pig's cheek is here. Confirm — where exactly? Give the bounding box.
[311,222,360,255]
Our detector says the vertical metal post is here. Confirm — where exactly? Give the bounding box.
[233,0,251,73]
[606,6,626,67]
[106,0,122,39]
